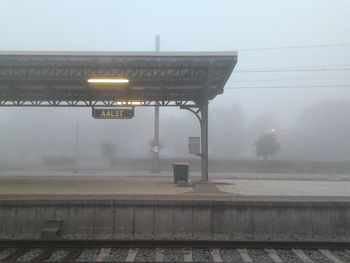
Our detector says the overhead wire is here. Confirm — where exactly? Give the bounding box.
[233,44,350,72]
[233,67,350,73]
[225,43,350,90]
[236,43,350,52]
[225,85,350,90]
[227,78,350,84]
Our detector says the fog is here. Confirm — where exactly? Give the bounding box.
[0,0,350,166]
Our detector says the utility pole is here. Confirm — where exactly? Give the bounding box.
[152,35,160,172]
[73,108,79,173]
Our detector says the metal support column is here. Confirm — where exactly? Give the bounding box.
[200,63,212,181]
[200,92,209,181]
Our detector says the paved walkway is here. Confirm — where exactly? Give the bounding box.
[0,175,191,195]
[1,169,350,181]
[0,172,350,197]
[213,179,350,196]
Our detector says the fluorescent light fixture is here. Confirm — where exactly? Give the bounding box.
[87,78,129,84]
[116,101,142,105]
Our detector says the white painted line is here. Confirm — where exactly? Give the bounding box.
[237,248,253,263]
[183,248,193,262]
[210,248,222,262]
[292,249,314,263]
[155,248,165,262]
[265,248,283,263]
[125,248,138,262]
[95,248,111,262]
[319,249,344,263]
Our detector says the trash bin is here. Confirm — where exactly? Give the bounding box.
[173,162,190,183]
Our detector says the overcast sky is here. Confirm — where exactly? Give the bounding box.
[1,0,350,127]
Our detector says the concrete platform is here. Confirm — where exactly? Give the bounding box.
[0,171,350,198]
[0,171,349,241]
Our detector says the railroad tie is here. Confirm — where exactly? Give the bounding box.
[292,249,314,263]
[125,247,138,262]
[319,249,344,263]
[1,248,28,263]
[237,248,253,263]
[183,248,193,262]
[210,248,222,262]
[31,248,54,262]
[155,248,165,262]
[62,249,83,262]
[265,249,283,263]
[95,248,111,262]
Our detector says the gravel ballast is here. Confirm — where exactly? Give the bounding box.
[275,249,304,263]
[330,249,350,262]
[0,248,16,261]
[47,249,70,262]
[75,248,99,262]
[134,248,155,262]
[16,249,43,262]
[192,248,212,262]
[220,248,242,263]
[163,248,184,262]
[247,249,274,263]
[303,249,333,263]
[104,248,129,262]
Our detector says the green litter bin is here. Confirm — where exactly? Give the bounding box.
[173,162,190,183]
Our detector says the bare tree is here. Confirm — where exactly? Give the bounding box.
[255,132,281,160]
[101,141,116,165]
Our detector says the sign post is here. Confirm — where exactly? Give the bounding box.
[189,136,201,157]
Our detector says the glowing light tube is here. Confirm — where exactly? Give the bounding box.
[87,78,129,84]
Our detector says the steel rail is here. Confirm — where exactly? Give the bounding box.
[0,240,348,249]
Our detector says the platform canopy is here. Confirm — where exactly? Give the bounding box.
[0,51,237,107]
[0,50,238,181]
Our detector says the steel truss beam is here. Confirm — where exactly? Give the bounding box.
[0,86,203,101]
[0,99,197,107]
[0,66,208,86]
[180,105,202,124]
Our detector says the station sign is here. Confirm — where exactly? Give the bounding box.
[92,108,134,119]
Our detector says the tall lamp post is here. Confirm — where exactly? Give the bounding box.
[73,108,79,173]
[152,35,160,172]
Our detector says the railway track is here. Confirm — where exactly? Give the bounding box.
[0,241,349,263]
